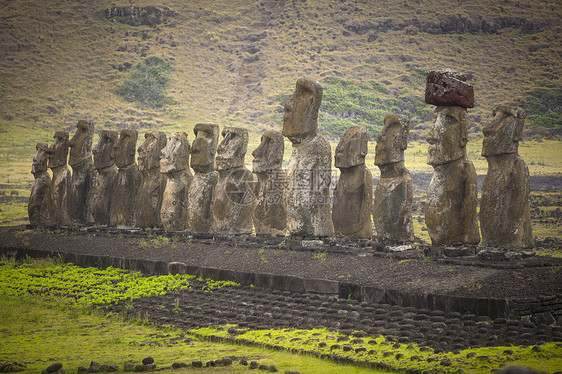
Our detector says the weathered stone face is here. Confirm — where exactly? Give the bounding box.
[110,129,140,228]
[252,131,284,174]
[215,127,248,171]
[47,131,69,169]
[425,156,480,245]
[138,131,167,172]
[160,132,193,232]
[284,79,333,237]
[375,114,409,166]
[282,78,322,144]
[160,132,190,174]
[252,131,287,235]
[93,130,119,170]
[136,131,167,229]
[113,129,138,169]
[335,126,368,169]
[68,120,94,167]
[29,143,52,224]
[425,68,474,108]
[480,106,533,249]
[482,105,526,157]
[426,106,468,166]
[373,116,414,243]
[190,123,219,172]
[332,126,372,238]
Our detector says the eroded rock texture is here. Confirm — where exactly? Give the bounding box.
[480,105,533,249]
[283,78,333,237]
[212,127,256,234]
[332,126,372,239]
[188,123,219,234]
[373,115,414,243]
[47,131,71,225]
[425,68,474,108]
[425,106,480,245]
[137,131,167,229]
[110,129,141,228]
[252,131,287,236]
[28,143,52,224]
[89,130,118,226]
[160,132,193,232]
[68,120,95,224]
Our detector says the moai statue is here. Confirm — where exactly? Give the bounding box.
[373,115,414,243]
[28,143,52,224]
[68,120,95,224]
[110,129,141,228]
[160,132,193,232]
[332,126,372,239]
[252,131,287,236]
[187,123,219,234]
[424,69,480,245]
[212,127,256,234]
[283,78,334,238]
[89,130,119,226]
[480,105,533,249]
[136,131,167,229]
[47,131,71,225]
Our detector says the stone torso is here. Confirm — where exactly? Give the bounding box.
[373,164,414,242]
[212,166,256,234]
[89,165,118,226]
[68,157,96,224]
[187,171,218,234]
[480,154,533,248]
[253,170,287,236]
[161,170,192,232]
[285,134,334,237]
[110,164,141,228]
[332,164,372,238]
[425,156,480,245]
[49,165,72,225]
[29,172,52,224]
[137,168,166,229]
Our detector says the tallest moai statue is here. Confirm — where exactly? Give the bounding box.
[283,78,333,238]
[424,69,480,245]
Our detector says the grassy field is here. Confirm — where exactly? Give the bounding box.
[1,257,560,373]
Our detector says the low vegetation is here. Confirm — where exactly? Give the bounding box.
[117,56,172,108]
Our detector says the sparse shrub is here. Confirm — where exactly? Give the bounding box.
[116,56,172,107]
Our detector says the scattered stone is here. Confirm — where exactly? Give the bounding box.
[171,362,187,369]
[425,68,474,108]
[221,358,232,366]
[108,364,119,372]
[250,361,259,369]
[191,361,203,368]
[498,367,540,374]
[123,363,135,372]
[134,364,145,372]
[239,359,248,366]
[142,357,154,365]
[503,350,514,355]
[89,361,100,373]
[480,105,533,249]
[99,364,109,371]
[531,345,541,352]
[45,363,63,373]
[333,125,372,238]
[252,131,287,235]
[373,114,414,243]
[205,361,215,367]
[269,365,279,372]
[283,78,333,237]
[259,364,270,370]
[77,367,88,374]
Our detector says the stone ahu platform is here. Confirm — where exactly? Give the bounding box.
[0,225,561,326]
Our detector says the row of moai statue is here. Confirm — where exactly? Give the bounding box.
[28,72,533,248]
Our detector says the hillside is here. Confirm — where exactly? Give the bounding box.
[0,0,561,144]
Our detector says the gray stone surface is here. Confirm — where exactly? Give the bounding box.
[160,132,192,232]
[425,106,480,245]
[136,131,167,229]
[252,131,287,236]
[110,129,141,228]
[373,114,414,243]
[332,126,372,239]
[283,78,334,237]
[89,130,119,226]
[188,123,219,234]
[47,131,71,225]
[425,68,474,108]
[480,105,533,249]
[28,143,52,224]
[68,120,96,225]
[212,127,255,234]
